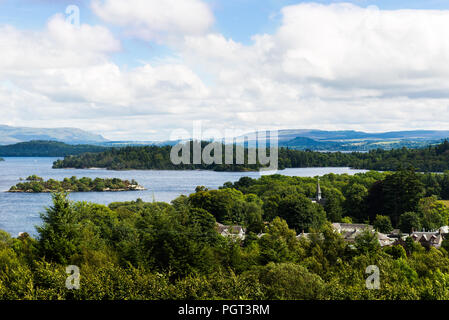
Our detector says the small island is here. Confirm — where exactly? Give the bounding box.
[0,158,4,161]
[8,175,145,193]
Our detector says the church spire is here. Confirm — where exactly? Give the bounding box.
[317,178,322,202]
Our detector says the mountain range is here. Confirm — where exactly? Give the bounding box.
[273,129,449,142]
[239,129,449,151]
[1,125,449,152]
[0,125,107,145]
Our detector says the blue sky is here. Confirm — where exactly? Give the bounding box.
[3,0,449,69]
[1,0,449,140]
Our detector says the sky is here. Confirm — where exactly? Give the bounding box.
[1,0,449,140]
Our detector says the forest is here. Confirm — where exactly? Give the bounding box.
[2,168,449,299]
[0,140,107,157]
[52,140,449,173]
[8,175,143,193]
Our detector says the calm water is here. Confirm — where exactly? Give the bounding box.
[0,157,368,236]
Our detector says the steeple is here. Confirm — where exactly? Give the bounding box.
[316,178,322,202]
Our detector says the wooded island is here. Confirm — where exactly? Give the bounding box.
[8,175,145,193]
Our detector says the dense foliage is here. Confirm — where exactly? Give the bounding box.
[2,169,449,299]
[53,140,449,173]
[0,140,107,157]
[280,136,444,151]
[223,168,449,232]
[278,140,449,172]
[9,175,142,193]
[53,141,265,171]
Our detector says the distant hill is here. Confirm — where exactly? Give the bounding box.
[99,140,180,147]
[2,125,449,152]
[280,136,341,150]
[273,129,449,142]
[0,141,108,157]
[0,125,108,145]
[238,129,449,151]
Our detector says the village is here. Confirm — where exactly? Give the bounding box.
[216,220,449,249]
[216,179,449,250]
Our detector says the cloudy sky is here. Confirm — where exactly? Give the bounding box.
[1,0,449,140]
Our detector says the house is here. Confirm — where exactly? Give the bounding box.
[410,231,444,249]
[331,223,393,247]
[377,232,395,247]
[296,231,311,240]
[388,229,404,238]
[216,223,246,240]
[296,231,323,241]
[331,223,374,233]
[439,226,449,234]
[331,223,372,243]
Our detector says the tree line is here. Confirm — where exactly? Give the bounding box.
[53,140,449,172]
[0,140,107,157]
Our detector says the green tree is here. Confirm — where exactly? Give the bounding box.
[253,262,325,299]
[441,172,449,200]
[418,196,448,231]
[354,229,380,255]
[383,168,424,226]
[341,216,353,224]
[187,208,218,245]
[277,194,326,232]
[323,188,344,222]
[343,183,368,222]
[383,245,406,259]
[258,217,303,264]
[399,212,422,233]
[36,193,80,264]
[373,215,393,233]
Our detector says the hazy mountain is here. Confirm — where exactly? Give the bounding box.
[0,125,108,145]
[271,129,449,142]
[280,136,341,150]
[111,129,449,151]
[237,129,449,151]
[99,140,180,147]
[2,125,449,151]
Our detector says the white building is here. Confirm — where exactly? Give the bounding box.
[216,223,246,240]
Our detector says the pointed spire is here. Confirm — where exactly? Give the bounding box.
[316,178,322,202]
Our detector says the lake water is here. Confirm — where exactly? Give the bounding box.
[0,157,368,236]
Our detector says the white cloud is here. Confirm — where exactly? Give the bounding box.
[91,0,214,42]
[172,3,449,138]
[273,3,449,96]
[184,3,449,99]
[0,14,209,133]
[0,14,120,71]
[3,3,449,140]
